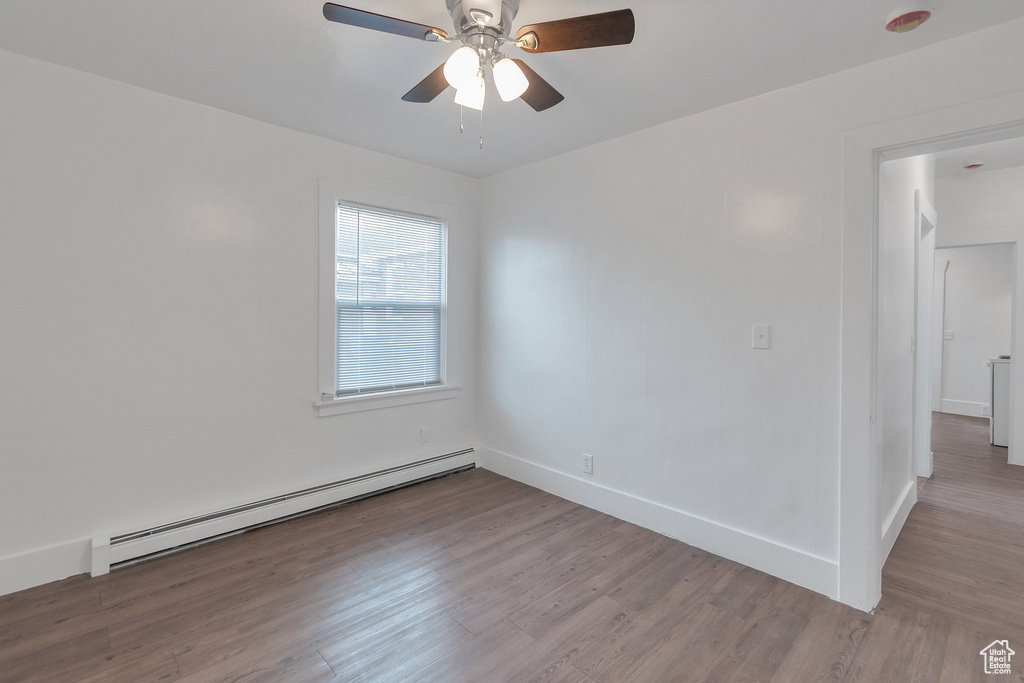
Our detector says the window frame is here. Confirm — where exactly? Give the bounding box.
[316,179,461,417]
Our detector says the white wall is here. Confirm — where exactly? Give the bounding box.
[936,244,1013,415]
[915,200,937,479]
[877,156,934,562]
[938,166,1024,236]
[932,262,948,412]
[478,18,1024,599]
[0,50,479,594]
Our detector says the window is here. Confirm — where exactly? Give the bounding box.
[334,203,443,395]
[316,180,460,416]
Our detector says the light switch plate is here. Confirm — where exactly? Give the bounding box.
[752,324,772,350]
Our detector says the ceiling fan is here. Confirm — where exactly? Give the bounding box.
[322,0,635,113]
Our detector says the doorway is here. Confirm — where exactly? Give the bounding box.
[876,139,1022,553]
[876,160,1018,564]
[875,136,1024,642]
[837,93,1024,611]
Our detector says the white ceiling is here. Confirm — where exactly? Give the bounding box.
[2,1,1023,177]
[935,136,1024,178]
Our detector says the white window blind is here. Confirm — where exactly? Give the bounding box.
[335,203,444,395]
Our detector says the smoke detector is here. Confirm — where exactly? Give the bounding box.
[886,5,932,33]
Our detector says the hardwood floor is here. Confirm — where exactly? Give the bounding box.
[883,412,1024,648]
[2,419,1022,681]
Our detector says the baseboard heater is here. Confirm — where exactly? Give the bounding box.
[90,449,475,576]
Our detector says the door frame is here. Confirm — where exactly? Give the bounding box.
[838,90,1024,611]
[913,191,937,479]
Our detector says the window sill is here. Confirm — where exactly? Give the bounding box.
[314,384,462,417]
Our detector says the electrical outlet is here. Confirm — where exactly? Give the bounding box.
[420,427,431,444]
[582,454,594,475]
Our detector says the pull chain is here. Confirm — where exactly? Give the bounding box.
[455,105,482,148]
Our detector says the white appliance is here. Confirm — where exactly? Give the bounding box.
[988,357,1011,448]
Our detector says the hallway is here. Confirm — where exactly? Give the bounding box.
[883,412,1024,645]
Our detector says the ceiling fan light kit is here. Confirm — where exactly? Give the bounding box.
[454,72,486,111]
[443,45,482,90]
[492,55,529,102]
[322,0,635,130]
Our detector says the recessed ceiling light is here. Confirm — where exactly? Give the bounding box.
[963,161,985,170]
[886,6,932,33]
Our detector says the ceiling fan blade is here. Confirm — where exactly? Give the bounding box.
[323,3,448,41]
[516,9,634,53]
[402,64,449,103]
[512,60,564,112]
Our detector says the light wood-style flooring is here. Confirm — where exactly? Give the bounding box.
[883,412,1024,649]
[2,413,1022,681]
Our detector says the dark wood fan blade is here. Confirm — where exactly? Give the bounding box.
[323,3,448,41]
[402,64,449,103]
[512,60,564,112]
[516,9,634,53]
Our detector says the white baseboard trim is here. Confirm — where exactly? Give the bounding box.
[478,446,838,600]
[918,452,934,479]
[1,450,475,598]
[91,537,111,577]
[0,538,92,597]
[106,451,475,568]
[940,399,988,418]
[880,479,917,565]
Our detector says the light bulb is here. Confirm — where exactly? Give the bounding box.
[492,56,529,102]
[444,46,480,90]
[454,71,485,111]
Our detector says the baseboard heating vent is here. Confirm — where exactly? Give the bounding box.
[90,449,475,576]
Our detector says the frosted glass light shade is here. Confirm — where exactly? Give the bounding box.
[444,46,481,90]
[492,57,529,102]
[454,73,485,111]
